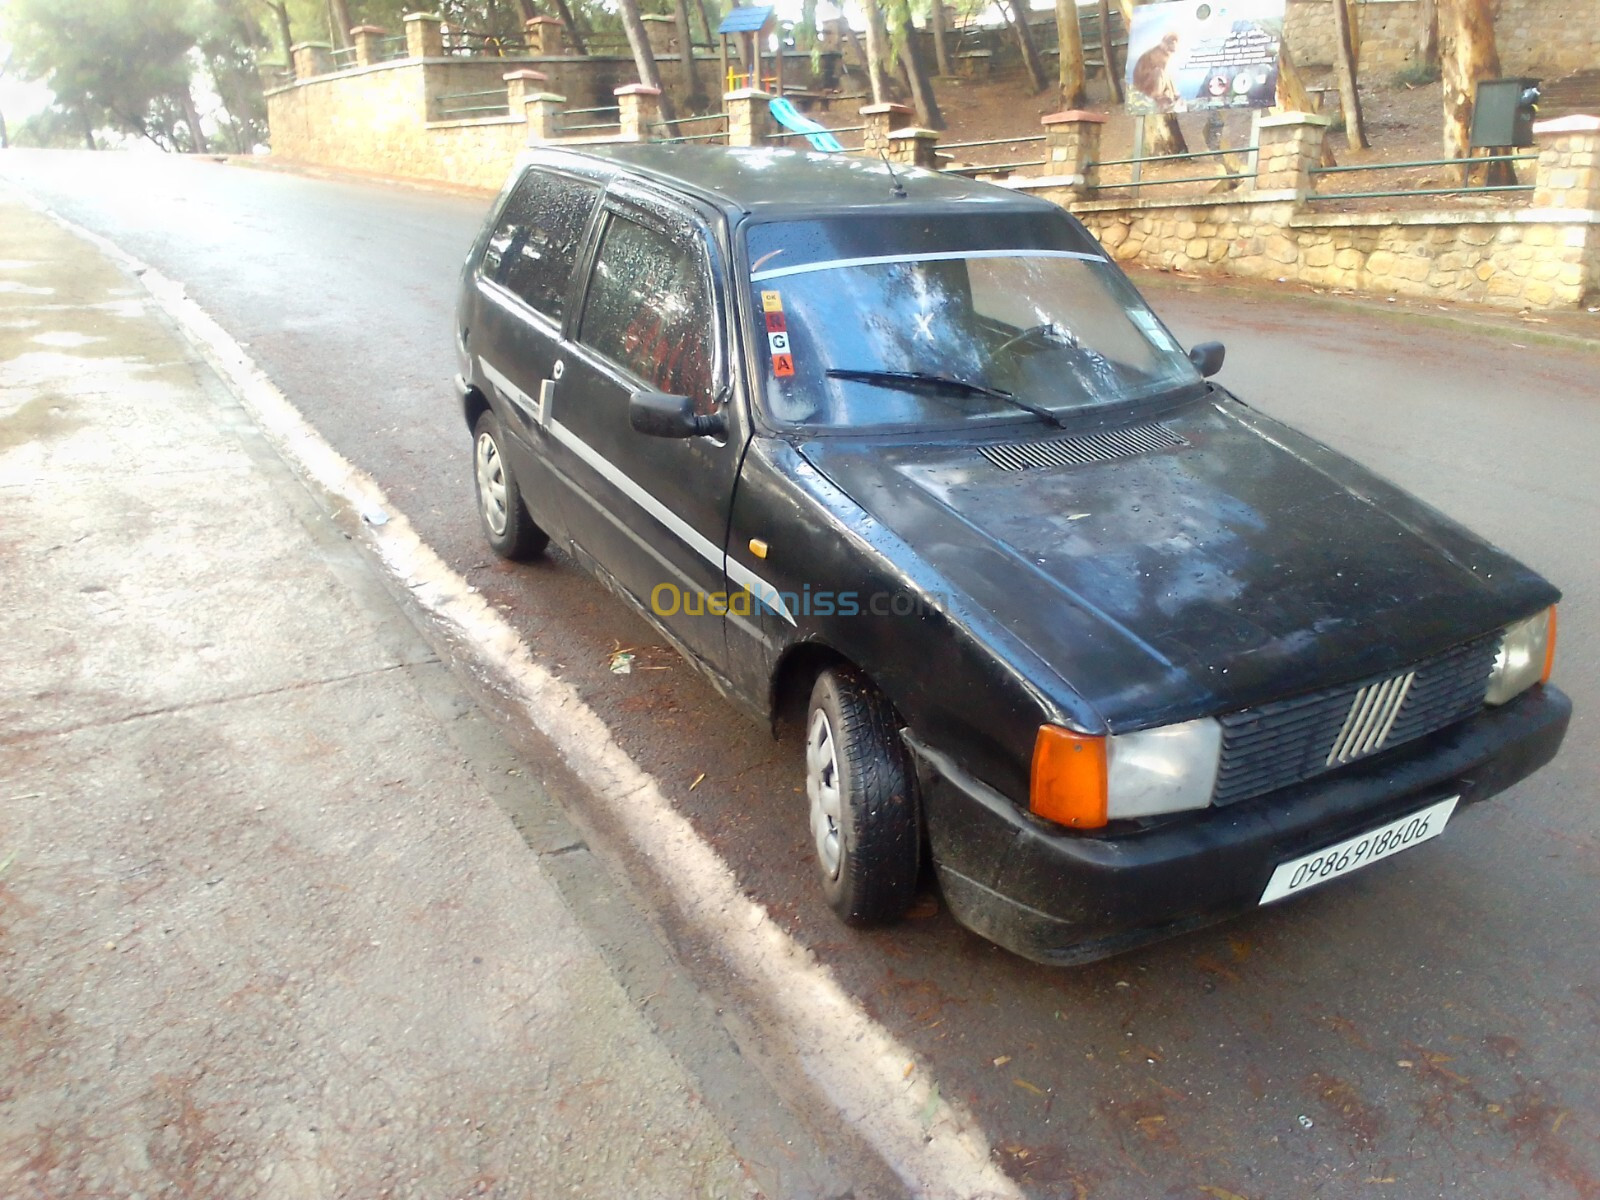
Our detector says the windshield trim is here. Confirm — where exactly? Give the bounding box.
[750,247,1105,283]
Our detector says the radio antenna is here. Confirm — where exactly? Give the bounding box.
[878,149,908,198]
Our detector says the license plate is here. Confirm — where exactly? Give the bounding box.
[1259,796,1459,906]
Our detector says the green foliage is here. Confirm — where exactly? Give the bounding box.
[1393,60,1441,87]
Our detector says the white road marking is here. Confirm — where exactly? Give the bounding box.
[39,199,1023,1200]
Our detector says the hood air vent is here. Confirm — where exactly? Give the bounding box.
[979,422,1185,471]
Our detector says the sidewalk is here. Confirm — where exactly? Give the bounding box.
[0,201,787,1197]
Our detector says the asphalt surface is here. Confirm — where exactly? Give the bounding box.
[5,148,1597,1199]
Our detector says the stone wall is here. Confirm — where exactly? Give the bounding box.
[1016,110,1600,310]
[267,60,531,191]
[1285,0,1600,80]
[1069,198,1592,309]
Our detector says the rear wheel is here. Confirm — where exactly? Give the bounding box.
[473,410,548,561]
[805,668,920,926]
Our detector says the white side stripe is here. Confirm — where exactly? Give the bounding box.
[535,410,797,626]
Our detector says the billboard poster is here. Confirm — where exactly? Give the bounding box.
[1124,0,1287,115]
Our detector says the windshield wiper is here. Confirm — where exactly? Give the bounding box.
[824,368,1067,428]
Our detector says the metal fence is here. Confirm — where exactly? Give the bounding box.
[374,35,408,63]
[657,113,729,145]
[765,123,866,152]
[939,134,1047,176]
[442,29,529,57]
[1088,145,1256,191]
[564,103,621,133]
[1307,153,1538,202]
[436,88,512,120]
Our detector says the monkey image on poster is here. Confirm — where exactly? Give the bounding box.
[1132,32,1182,111]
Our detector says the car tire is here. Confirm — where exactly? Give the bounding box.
[805,667,920,926]
[472,410,548,561]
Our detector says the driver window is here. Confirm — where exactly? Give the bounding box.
[578,213,716,414]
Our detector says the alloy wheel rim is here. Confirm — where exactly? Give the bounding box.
[806,709,843,879]
[475,431,509,537]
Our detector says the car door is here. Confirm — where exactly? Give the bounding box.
[469,165,603,546]
[545,187,745,670]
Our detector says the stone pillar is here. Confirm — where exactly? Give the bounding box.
[524,92,568,141]
[523,15,568,57]
[1041,109,1107,194]
[404,12,444,59]
[640,14,676,56]
[1253,111,1330,199]
[504,69,550,112]
[290,42,333,80]
[350,25,386,67]
[860,102,912,156]
[1532,115,1600,210]
[887,127,940,170]
[616,83,663,140]
[724,88,774,146]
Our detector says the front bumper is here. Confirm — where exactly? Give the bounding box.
[909,685,1571,966]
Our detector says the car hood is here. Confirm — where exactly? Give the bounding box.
[797,396,1557,730]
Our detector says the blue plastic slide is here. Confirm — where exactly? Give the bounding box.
[768,97,845,153]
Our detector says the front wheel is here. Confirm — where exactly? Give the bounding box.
[472,410,548,561]
[805,668,920,926]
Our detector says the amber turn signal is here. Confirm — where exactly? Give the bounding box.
[1030,726,1109,829]
[1543,605,1558,684]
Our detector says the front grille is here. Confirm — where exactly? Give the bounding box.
[1212,634,1501,807]
[979,422,1184,471]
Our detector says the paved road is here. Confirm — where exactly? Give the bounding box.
[7,150,1597,1199]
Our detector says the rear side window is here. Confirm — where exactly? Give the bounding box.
[481,168,598,320]
[578,213,715,412]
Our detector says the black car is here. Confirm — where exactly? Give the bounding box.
[453,145,1569,964]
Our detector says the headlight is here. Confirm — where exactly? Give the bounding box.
[1485,606,1557,706]
[1031,717,1222,829]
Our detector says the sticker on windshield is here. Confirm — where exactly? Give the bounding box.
[762,291,795,376]
[1129,309,1180,351]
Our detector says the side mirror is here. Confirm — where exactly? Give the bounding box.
[629,389,725,439]
[1188,341,1226,378]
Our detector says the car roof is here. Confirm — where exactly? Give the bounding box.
[523,143,1060,221]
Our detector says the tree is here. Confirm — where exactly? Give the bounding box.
[1055,0,1087,109]
[1439,0,1508,178]
[1416,0,1439,73]
[1330,0,1368,148]
[889,0,942,128]
[614,0,676,123]
[999,0,1048,93]
[1276,32,1337,165]
[671,0,703,107]
[860,0,892,105]
[929,0,952,77]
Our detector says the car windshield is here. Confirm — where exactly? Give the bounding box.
[745,217,1201,431]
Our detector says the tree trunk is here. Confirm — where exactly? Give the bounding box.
[1098,0,1123,101]
[1055,0,1088,109]
[0,106,9,150]
[1331,0,1368,147]
[1416,0,1440,71]
[263,1,293,63]
[78,106,97,150]
[1276,33,1338,165]
[1439,0,1500,160]
[673,0,703,106]
[1146,113,1187,154]
[694,0,716,48]
[930,0,952,76]
[326,0,352,49]
[890,1,944,128]
[861,1,892,105]
[178,87,209,153]
[551,0,588,55]
[616,0,677,121]
[1342,0,1361,64]
[1001,0,1049,94]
